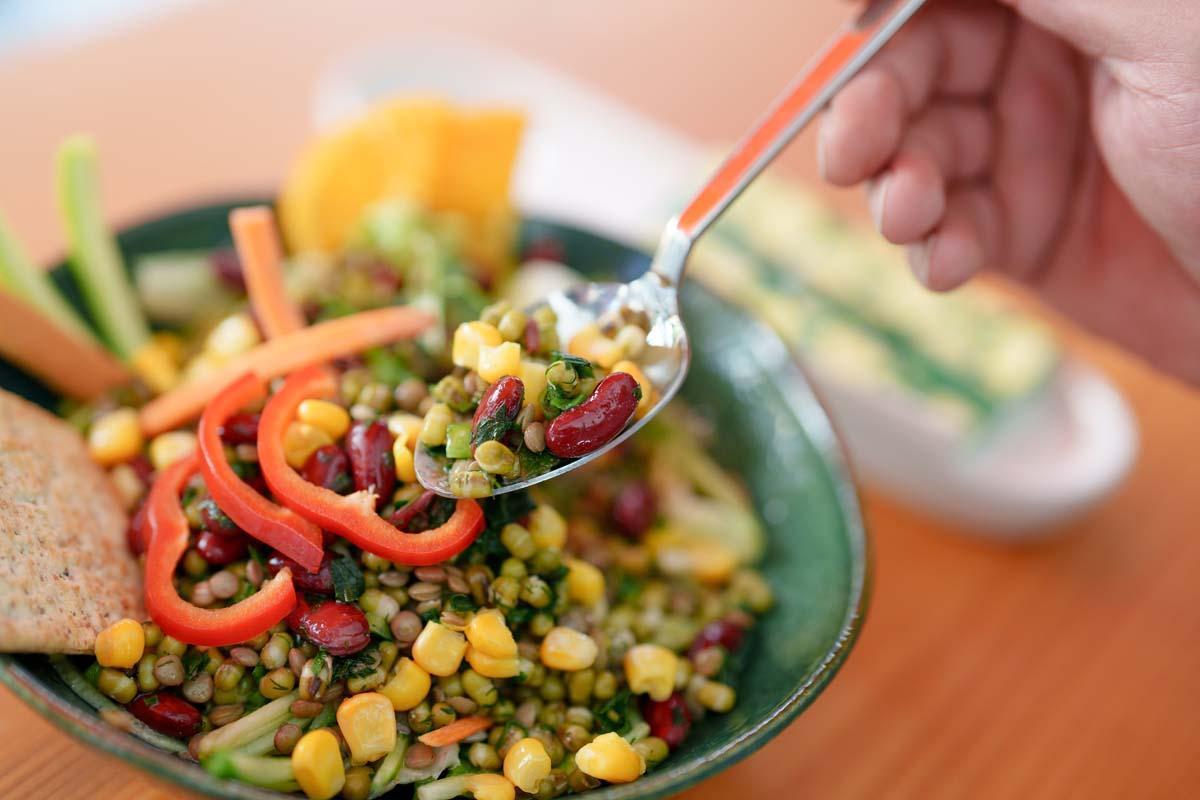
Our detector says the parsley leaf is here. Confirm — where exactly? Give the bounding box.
[183,650,210,680]
[550,352,594,378]
[332,646,380,682]
[595,690,636,734]
[518,447,560,479]
[330,555,365,603]
[471,413,516,447]
[542,381,587,414]
[447,593,477,613]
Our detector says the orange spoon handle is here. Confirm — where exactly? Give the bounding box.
[652,0,927,285]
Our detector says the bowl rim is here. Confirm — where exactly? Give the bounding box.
[0,200,871,800]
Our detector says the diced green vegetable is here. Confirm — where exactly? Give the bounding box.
[368,736,410,797]
[0,211,97,342]
[202,751,299,792]
[134,250,236,325]
[445,423,472,460]
[197,691,296,759]
[56,136,150,359]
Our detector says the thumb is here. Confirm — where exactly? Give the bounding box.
[997,0,1192,61]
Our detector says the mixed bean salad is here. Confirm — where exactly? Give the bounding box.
[68,202,773,800]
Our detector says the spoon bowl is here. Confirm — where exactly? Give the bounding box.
[414,269,690,497]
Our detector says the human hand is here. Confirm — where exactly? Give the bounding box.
[819,0,1200,384]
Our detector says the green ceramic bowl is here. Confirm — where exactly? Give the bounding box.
[0,201,869,799]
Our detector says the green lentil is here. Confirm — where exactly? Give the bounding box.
[468,741,501,770]
[520,576,553,608]
[539,674,565,702]
[157,636,187,658]
[475,441,517,475]
[462,669,498,707]
[407,702,433,734]
[135,654,159,693]
[634,736,670,766]
[97,668,137,704]
[260,667,296,699]
[430,701,458,728]
[491,576,521,607]
[566,669,594,705]
[500,523,536,560]
[529,613,555,638]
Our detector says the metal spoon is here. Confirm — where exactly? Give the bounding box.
[417,0,928,498]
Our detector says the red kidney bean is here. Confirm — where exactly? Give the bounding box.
[195,530,249,565]
[523,319,541,354]
[302,445,353,494]
[346,421,395,509]
[198,497,241,536]
[293,601,371,655]
[128,693,202,739]
[126,454,156,486]
[642,692,691,748]
[611,480,656,539]
[268,552,335,596]
[127,501,150,556]
[210,247,245,291]
[391,490,456,533]
[218,412,260,445]
[545,372,640,458]
[472,376,524,433]
[688,618,746,659]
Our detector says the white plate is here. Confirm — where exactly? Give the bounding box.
[311,34,1139,537]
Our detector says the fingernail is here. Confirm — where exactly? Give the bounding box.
[869,176,889,232]
[907,237,933,285]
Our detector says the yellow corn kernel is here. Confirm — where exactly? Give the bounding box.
[476,342,522,383]
[87,408,144,466]
[452,321,503,370]
[568,323,622,369]
[649,531,738,585]
[148,430,198,470]
[336,692,397,765]
[503,737,552,793]
[298,399,350,440]
[131,339,181,393]
[465,646,521,679]
[419,403,454,448]
[565,558,606,607]
[623,643,679,702]
[205,313,261,359]
[464,773,516,800]
[378,657,431,711]
[392,438,416,483]
[94,618,145,669]
[540,627,598,672]
[610,359,654,419]
[292,728,345,800]
[527,505,567,550]
[411,621,468,677]
[465,609,517,659]
[387,413,424,451]
[518,360,548,410]
[182,351,224,383]
[284,421,334,469]
[149,331,185,365]
[575,732,646,784]
[696,679,737,713]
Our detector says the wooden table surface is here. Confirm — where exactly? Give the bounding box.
[3,2,1200,798]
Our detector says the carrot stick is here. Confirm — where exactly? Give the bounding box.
[229,206,306,338]
[0,289,130,399]
[417,716,494,748]
[138,305,434,436]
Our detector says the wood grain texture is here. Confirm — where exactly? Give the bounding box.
[2,1,1200,798]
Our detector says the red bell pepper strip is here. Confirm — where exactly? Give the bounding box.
[144,452,296,647]
[197,372,325,572]
[258,366,485,566]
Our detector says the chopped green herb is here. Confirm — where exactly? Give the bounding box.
[310,651,327,675]
[615,573,643,604]
[550,352,594,378]
[365,346,413,385]
[330,555,365,603]
[542,381,587,414]
[143,694,159,707]
[595,690,636,735]
[84,661,101,686]
[183,650,210,680]
[518,447,559,479]
[505,605,534,627]
[419,606,442,624]
[447,593,476,613]
[332,645,381,682]
[310,703,337,730]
